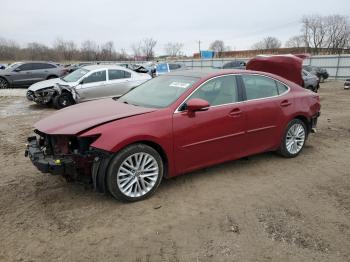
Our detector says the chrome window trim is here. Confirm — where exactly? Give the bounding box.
[174,73,291,113]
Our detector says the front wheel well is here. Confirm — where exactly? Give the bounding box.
[127,141,169,178]
[0,76,9,85]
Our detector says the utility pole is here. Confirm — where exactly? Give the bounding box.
[198,40,201,58]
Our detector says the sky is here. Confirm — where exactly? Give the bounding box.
[1,0,350,56]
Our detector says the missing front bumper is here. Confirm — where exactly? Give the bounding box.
[25,136,76,176]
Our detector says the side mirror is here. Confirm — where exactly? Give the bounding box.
[186,98,210,112]
[13,68,21,72]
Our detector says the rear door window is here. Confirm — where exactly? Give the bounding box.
[276,82,289,95]
[242,75,279,100]
[108,69,131,80]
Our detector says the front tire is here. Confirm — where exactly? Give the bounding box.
[53,92,75,109]
[0,78,9,89]
[106,144,163,202]
[278,119,307,158]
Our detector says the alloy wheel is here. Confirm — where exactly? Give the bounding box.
[117,152,159,198]
[285,123,306,154]
[0,78,8,89]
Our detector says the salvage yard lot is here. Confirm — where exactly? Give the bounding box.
[0,81,349,262]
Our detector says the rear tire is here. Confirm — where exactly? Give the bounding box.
[106,143,163,202]
[0,78,9,89]
[53,92,75,109]
[278,119,307,158]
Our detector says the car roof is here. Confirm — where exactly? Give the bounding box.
[164,68,301,88]
[83,64,133,71]
[15,61,59,64]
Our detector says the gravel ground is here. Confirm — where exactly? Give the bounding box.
[0,81,349,262]
[0,88,27,97]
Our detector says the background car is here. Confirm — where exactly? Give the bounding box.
[0,64,6,70]
[0,61,66,89]
[155,62,186,76]
[221,60,246,69]
[302,69,320,92]
[27,65,151,109]
[65,62,95,73]
[303,65,329,82]
[345,79,350,89]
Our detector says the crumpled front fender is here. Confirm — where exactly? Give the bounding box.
[53,84,80,102]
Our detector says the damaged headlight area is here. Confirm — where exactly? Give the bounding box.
[25,130,107,182]
[27,87,56,104]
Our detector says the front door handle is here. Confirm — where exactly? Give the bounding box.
[280,100,292,107]
[229,108,242,118]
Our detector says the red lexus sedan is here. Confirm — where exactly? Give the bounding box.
[26,56,321,202]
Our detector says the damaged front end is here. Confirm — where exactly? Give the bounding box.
[27,87,57,104]
[24,130,108,184]
[27,84,80,105]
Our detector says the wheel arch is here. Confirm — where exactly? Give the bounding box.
[92,140,170,194]
[118,140,169,178]
[293,115,310,134]
[0,76,10,86]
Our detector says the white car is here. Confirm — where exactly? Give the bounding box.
[26,65,151,109]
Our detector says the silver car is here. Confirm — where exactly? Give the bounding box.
[27,65,151,109]
[302,69,319,93]
[0,61,66,89]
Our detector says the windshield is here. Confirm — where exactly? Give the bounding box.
[7,62,21,69]
[62,68,89,82]
[119,75,199,108]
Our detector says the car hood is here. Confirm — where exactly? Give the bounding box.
[28,78,75,92]
[34,99,156,135]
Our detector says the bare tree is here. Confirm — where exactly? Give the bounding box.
[131,41,142,59]
[0,37,20,60]
[209,40,231,57]
[324,15,350,54]
[64,41,77,61]
[285,35,306,48]
[100,41,116,61]
[302,15,327,54]
[141,38,157,60]
[80,40,99,61]
[53,38,77,61]
[252,36,282,50]
[301,14,350,54]
[117,48,129,61]
[164,42,184,57]
[25,42,52,60]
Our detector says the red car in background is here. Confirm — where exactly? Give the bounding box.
[25,55,321,202]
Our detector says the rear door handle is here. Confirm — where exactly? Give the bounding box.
[280,100,292,107]
[229,108,242,117]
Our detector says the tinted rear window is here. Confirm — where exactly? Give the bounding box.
[242,75,278,100]
[32,63,56,70]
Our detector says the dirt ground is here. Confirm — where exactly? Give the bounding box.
[0,81,349,262]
